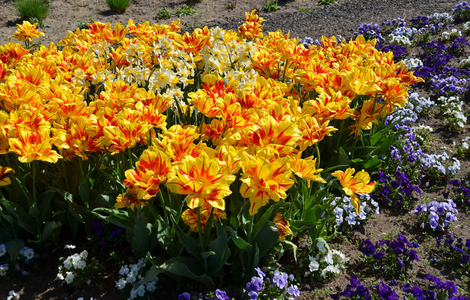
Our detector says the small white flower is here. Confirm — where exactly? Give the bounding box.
[56,272,64,280]
[64,244,76,249]
[116,278,127,290]
[7,290,20,300]
[323,252,334,265]
[146,280,157,292]
[321,265,341,277]
[308,256,319,272]
[63,258,73,270]
[75,260,87,270]
[136,284,146,297]
[64,272,75,284]
[80,250,88,260]
[316,239,328,254]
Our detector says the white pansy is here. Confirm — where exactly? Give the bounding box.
[308,256,319,272]
[65,272,75,284]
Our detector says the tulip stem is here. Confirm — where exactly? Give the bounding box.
[32,160,37,204]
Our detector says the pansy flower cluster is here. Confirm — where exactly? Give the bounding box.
[446,179,470,210]
[115,258,159,299]
[57,247,91,286]
[358,234,419,278]
[453,1,470,22]
[301,238,348,281]
[178,289,229,300]
[465,21,470,33]
[412,199,458,231]
[89,219,124,247]
[403,277,468,300]
[374,167,421,209]
[243,267,300,300]
[0,244,35,277]
[330,275,372,300]
[354,23,385,44]
[431,234,470,275]
[421,274,468,300]
[331,193,379,229]
[438,95,467,132]
[384,93,461,183]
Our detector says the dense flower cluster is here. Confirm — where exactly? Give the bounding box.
[434,234,470,267]
[453,1,470,22]
[330,275,371,300]
[375,167,421,208]
[412,199,458,231]
[358,234,419,278]
[301,238,348,280]
[331,194,379,228]
[438,95,467,131]
[446,179,470,210]
[354,23,385,44]
[421,274,469,300]
[244,267,300,299]
[0,13,423,236]
[57,248,89,285]
[116,258,159,299]
[0,244,35,277]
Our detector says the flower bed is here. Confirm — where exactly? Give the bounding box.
[0,2,469,299]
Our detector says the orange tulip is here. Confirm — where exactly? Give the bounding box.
[166,153,235,211]
[9,128,62,163]
[331,168,375,214]
[9,21,45,43]
[0,166,14,187]
[240,151,293,215]
[273,212,293,242]
[181,202,227,233]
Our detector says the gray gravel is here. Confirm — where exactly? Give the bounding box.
[202,0,460,40]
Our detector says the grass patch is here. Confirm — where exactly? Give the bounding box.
[157,7,171,20]
[106,0,131,13]
[176,4,196,17]
[262,0,281,12]
[14,0,50,21]
[318,0,335,5]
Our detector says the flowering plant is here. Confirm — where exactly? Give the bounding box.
[445,179,470,210]
[301,238,348,282]
[412,199,458,231]
[453,1,470,22]
[431,234,470,277]
[331,194,379,231]
[0,243,36,277]
[57,247,100,287]
[330,275,372,300]
[0,10,421,285]
[243,267,300,299]
[115,258,159,299]
[358,234,419,279]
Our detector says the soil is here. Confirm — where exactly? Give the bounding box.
[0,0,469,299]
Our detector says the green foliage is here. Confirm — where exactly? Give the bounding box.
[176,4,197,17]
[299,8,315,13]
[157,7,171,20]
[227,2,236,9]
[262,0,281,12]
[106,0,131,13]
[14,0,50,21]
[318,0,335,5]
[77,18,94,30]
